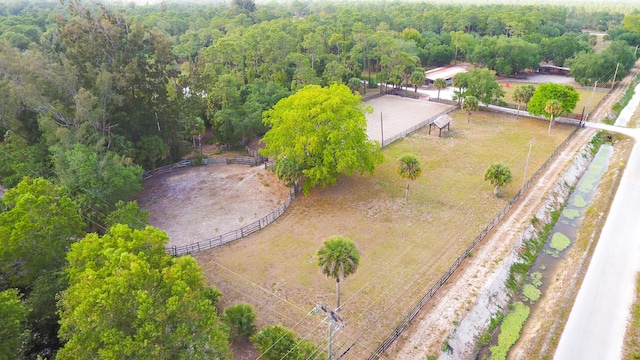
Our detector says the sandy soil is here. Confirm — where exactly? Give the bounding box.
[389,61,640,359]
[136,164,291,248]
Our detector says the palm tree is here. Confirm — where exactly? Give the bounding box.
[545,99,563,134]
[461,95,479,122]
[433,78,447,101]
[397,153,422,203]
[410,70,425,92]
[484,163,513,197]
[317,236,360,310]
[512,84,535,119]
[348,77,362,95]
[224,303,257,340]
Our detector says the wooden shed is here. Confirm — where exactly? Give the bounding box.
[428,114,452,137]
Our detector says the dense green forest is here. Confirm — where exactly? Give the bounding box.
[0,0,639,358]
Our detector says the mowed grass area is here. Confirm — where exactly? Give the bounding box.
[193,110,575,358]
[499,81,608,116]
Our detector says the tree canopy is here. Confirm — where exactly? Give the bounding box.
[527,83,580,119]
[260,83,382,193]
[58,225,230,359]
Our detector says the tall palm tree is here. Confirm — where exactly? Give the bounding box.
[545,99,563,134]
[317,236,360,310]
[512,84,535,119]
[410,70,425,92]
[397,153,422,203]
[461,95,479,122]
[484,163,513,197]
[433,78,447,101]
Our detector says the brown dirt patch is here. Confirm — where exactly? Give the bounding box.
[136,164,290,248]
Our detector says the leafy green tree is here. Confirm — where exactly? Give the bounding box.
[348,77,363,94]
[544,99,563,135]
[540,34,591,66]
[433,78,447,101]
[224,303,257,340]
[471,36,540,76]
[105,200,149,230]
[527,83,579,132]
[512,85,536,119]
[260,84,382,193]
[462,96,479,122]
[58,224,230,360]
[0,131,51,189]
[317,236,360,310]
[0,288,29,359]
[51,144,143,227]
[0,177,85,289]
[396,154,422,203]
[566,51,611,86]
[251,325,303,360]
[484,163,513,197]
[622,14,640,33]
[428,44,454,66]
[449,31,475,65]
[60,0,183,164]
[602,40,637,80]
[465,68,505,106]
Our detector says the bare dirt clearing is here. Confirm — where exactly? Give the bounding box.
[136,164,290,248]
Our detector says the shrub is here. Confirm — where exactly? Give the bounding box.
[224,303,257,339]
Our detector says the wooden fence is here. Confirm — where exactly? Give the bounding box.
[167,188,295,256]
[357,124,581,360]
[142,144,266,180]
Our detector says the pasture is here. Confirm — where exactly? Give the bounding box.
[191,109,576,358]
[499,81,608,117]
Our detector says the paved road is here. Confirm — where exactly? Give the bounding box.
[554,119,640,359]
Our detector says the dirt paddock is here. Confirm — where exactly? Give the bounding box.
[136,164,290,248]
[364,95,453,144]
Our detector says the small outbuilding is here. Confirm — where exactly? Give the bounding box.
[428,114,452,137]
[537,64,570,76]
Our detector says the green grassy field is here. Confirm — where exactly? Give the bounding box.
[194,110,576,358]
[499,81,608,117]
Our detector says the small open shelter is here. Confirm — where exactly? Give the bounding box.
[428,114,452,137]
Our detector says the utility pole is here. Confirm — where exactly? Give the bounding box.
[611,63,620,91]
[583,81,598,125]
[312,304,346,360]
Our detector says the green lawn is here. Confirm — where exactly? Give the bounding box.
[194,110,576,358]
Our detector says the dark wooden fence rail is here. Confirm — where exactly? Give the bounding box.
[167,189,295,256]
[359,124,581,360]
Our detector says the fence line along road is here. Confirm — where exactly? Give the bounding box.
[355,123,581,360]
